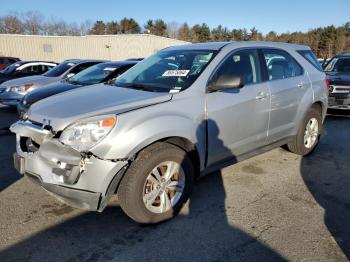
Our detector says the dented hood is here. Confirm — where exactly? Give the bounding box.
[28,84,172,131]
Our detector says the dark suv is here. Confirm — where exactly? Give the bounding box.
[324,52,350,109]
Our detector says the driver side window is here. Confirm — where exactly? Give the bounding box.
[212,49,262,86]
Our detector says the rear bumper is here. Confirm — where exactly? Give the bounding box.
[328,95,350,109]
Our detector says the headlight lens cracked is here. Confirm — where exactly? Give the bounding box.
[59,115,117,152]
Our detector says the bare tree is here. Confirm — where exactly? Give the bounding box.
[22,11,43,35]
[167,21,179,39]
[0,13,24,34]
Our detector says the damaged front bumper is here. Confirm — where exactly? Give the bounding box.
[10,120,128,212]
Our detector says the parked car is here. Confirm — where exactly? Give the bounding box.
[0,61,57,84]
[17,61,138,116]
[0,56,21,70]
[10,42,328,224]
[0,59,105,107]
[323,52,350,109]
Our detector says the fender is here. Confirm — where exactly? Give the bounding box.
[90,111,206,167]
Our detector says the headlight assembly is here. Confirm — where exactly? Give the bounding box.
[59,115,117,152]
[6,83,34,93]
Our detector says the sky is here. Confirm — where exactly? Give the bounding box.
[1,0,349,34]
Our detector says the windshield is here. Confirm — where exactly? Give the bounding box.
[115,50,216,92]
[43,61,75,77]
[325,57,350,73]
[68,63,119,85]
[0,62,21,74]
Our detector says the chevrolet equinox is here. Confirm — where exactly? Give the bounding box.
[11,42,328,224]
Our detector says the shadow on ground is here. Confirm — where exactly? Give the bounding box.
[0,118,286,261]
[301,110,350,260]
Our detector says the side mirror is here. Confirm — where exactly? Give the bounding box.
[208,74,244,92]
[65,73,75,79]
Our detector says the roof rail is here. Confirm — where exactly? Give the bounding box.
[336,51,350,56]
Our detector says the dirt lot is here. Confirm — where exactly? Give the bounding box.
[0,105,349,262]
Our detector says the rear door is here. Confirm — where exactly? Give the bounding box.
[206,48,270,166]
[262,48,310,142]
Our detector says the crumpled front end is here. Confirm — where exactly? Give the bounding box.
[10,120,128,212]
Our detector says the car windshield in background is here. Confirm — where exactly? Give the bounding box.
[325,57,350,73]
[0,63,21,74]
[115,50,216,92]
[43,61,75,77]
[68,63,118,85]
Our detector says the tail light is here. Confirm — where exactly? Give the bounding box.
[325,75,330,92]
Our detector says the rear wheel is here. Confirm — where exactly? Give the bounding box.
[118,142,194,224]
[287,107,322,156]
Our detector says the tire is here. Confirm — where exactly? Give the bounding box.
[118,142,194,224]
[287,106,322,156]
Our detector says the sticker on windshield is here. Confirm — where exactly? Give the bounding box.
[162,70,190,77]
[104,67,117,71]
[67,63,75,66]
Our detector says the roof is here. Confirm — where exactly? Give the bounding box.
[14,60,57,65]
[336,52,350,57]
[164,41,311,51]
[72,59,107,64]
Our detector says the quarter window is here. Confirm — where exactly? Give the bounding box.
[263,49,303,80]
[212,49,262,86]
[297,50,323,71]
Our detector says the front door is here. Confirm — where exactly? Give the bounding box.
[206,48,270,167]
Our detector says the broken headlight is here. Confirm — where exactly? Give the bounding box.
[59,115,116,152]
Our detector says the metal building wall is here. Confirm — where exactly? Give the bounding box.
[0,34,189,62]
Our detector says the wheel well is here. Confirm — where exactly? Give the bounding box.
[312,101,323,115]
[162,137,201,178]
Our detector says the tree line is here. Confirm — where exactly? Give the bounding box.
[1,11,349,58]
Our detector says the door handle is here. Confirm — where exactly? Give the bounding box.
[256,92,269,100]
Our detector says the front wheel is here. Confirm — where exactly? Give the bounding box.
[118,142,194,224]
[287,107,322,156]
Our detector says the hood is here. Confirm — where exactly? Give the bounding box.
[1,75,59,88]
[25,81,79,105]
[28,84,172,131]
[326,72,350,85]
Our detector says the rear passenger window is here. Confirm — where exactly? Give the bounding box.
[213,49,262,85]
[263,49,303,80]
[297,50,323,71]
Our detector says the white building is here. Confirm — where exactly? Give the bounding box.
[0,34,189,62]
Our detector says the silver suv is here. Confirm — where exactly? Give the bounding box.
[11,42,328,224]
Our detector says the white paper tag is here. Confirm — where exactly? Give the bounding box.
[104,67,117,71]
[162,70,190,77]
[169,86,182,93]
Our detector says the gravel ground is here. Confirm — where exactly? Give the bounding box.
[0,105,349,262]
